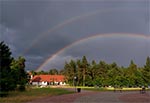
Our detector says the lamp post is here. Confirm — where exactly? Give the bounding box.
[74,76,77,92]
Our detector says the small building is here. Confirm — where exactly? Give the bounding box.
[30,75,66,86]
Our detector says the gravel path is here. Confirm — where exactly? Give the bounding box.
[74,91,124,103]
[74,91,150,103]
[26,89,96,103]
[26,89,150,103]
[119,91,150,103]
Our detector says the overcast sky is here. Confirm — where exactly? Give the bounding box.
[1,0,150,71]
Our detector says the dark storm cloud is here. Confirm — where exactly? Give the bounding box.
[39,36,150,71]
[1,0,149,70]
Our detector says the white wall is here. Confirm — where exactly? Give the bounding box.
[31,81,66,86]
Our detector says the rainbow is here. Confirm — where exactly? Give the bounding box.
[23,7,144,55]
[36,33,150,71]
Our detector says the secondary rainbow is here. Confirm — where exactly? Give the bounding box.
[23,7,144,55]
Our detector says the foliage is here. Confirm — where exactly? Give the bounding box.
[0,41,28,97]
[49,69,58,75]
[35,69,61,75]
[142,57,150,86]
[10,56,28,91]
[62,56,150,87]
[0,41,14,95]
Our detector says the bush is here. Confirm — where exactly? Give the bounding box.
[18,85,26,92]
[0,92,8,97]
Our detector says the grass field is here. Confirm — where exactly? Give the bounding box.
[82,86,150,91]
[0,87,74,103]
[61,85,150,91]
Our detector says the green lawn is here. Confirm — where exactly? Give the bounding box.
[0,87,74,103]
[83,87,150,91]
[62,85,150,91]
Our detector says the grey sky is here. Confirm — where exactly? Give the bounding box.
[1,0,150,71]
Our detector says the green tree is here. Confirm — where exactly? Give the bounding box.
[126,60,137,87]
[59,69,65,75]
[86,60,97,86]
[0,42,13,95]
[10,56,28,91]
[98,61,109,86]
[62,56,150,87]
[30,70,37,76]
[76,59,83,86]
[69,60,77,86]
[86,60,101,86]
[49,69,58,75]
[134,68,144,86]
[37,70,48,74]
[142,57,150,86]
[81,56,89,86]
[108,62,119,86]
[63,60,77,86]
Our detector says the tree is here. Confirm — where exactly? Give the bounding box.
[49,69,58,75]
[62,55,150,87]
[86,60,101,86]
[30,70,37,76]
[81,56,89,86]
[59,69,65,75]
[134,68,144,86]
[0,42,13,95]
[76,59,83,86]
[37,70,48,74]
[86,60,97,86]
[126,60,138,87]
[107,62,120,86]
[69,60,77,86]
[98,61,109,86]
[142,57,150,86]
[10,56,28,91]
[63,61,76,85]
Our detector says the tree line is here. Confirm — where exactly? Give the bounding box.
[30,68,63,76]
[0,42,28,96]
[62,56,150,87]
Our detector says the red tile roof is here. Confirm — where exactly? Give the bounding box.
[31,75,65,82]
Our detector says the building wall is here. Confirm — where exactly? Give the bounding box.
[32,82,39,85]
[31,81,66,86]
